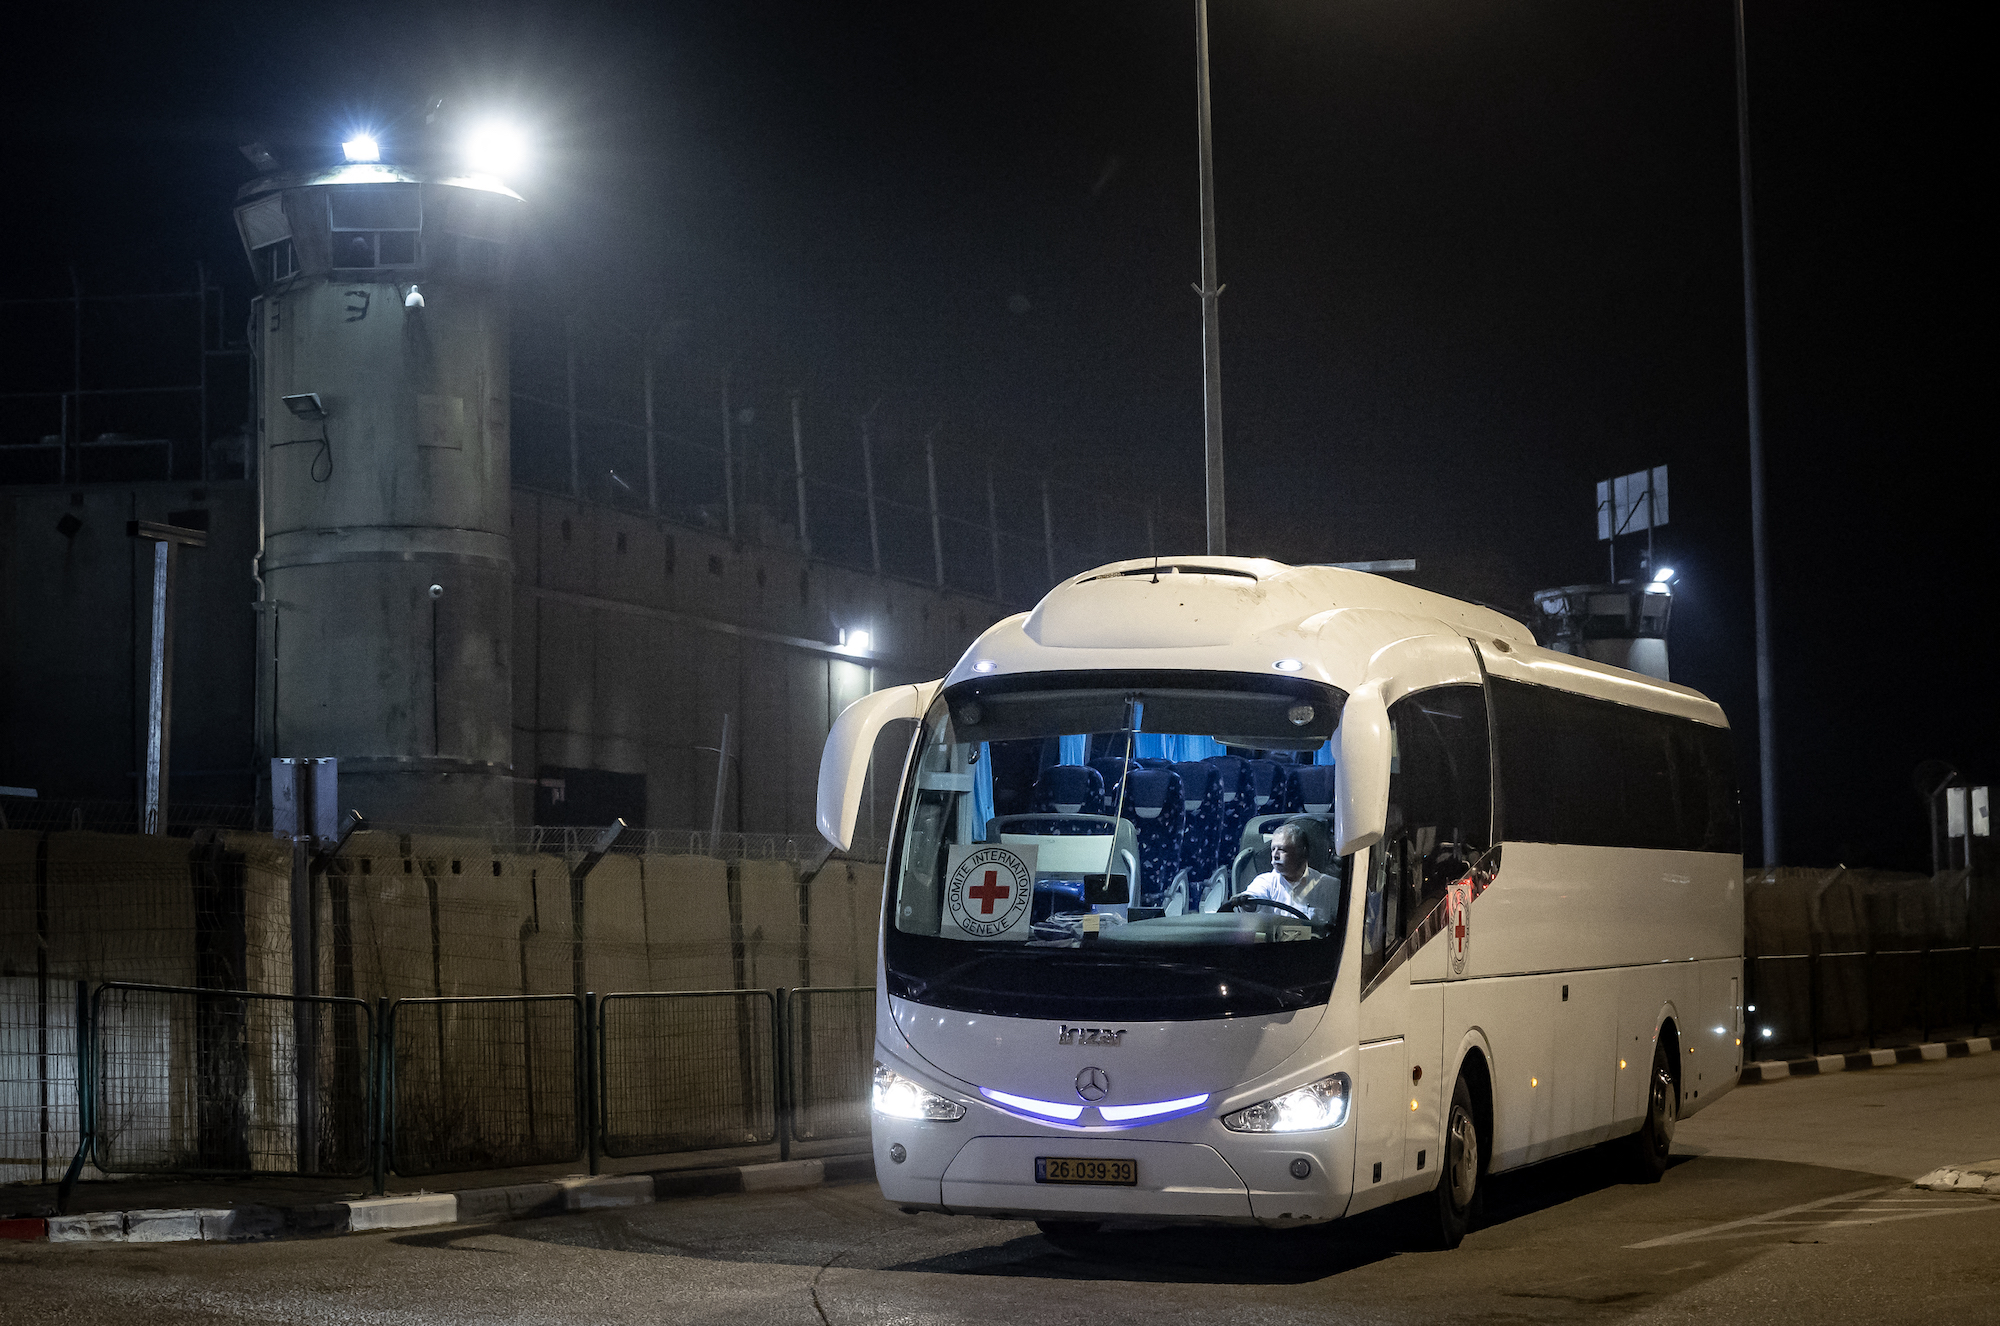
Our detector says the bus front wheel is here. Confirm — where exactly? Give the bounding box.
[1429,1074,1482,1249]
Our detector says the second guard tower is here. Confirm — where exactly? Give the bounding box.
[234,138,524,825]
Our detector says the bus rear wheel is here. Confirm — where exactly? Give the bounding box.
[1429,1074,1482,1249]
[1624,1042,1678,1182]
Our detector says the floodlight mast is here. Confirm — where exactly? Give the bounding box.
[1194,0,1226,556]
[1735,0,1780,868]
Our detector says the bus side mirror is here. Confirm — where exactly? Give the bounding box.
[816,681,939,851]
[1334,681,1390,856]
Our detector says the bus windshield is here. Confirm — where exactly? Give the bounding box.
[884,672,1352,1021]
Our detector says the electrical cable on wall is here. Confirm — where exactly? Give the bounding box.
[309,424,333,482]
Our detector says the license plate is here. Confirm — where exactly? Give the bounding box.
[1035,1156,1137,1186]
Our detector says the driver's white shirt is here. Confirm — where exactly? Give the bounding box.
[1244,867,1334,924]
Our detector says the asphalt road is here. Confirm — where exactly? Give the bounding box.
[9,1054,1997,1325]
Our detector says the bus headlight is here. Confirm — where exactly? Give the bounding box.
[1220,1073,1351,1132]
[873,1063,966,1121]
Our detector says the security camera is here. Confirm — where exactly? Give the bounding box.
[428,584,444,599]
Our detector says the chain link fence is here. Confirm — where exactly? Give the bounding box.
[784,987,873,1143]
[598,991,777,1157]
[90,982,373,1177]
[386,995,581,1176]
[1745,866,2000,1059]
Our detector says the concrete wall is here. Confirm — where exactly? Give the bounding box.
[2,480,1007,837]
[510,489,1010,838]
[0,481,259,811]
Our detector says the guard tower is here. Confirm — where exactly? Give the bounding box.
[1531,582,1674,681]
[234,151,524,826]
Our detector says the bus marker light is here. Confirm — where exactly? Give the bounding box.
[1099,1094,1209,1123]
[981,1087,1086,1121]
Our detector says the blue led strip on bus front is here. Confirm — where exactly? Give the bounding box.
[978,1087,1212,1127]
[980,1087,1085,1121]
[1098,1094,1209,1123]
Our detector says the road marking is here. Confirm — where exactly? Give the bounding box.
[1625,1187,2000,1248]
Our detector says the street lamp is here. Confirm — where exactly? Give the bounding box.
[1194,0,1226,556]
[1736,0,1779,867]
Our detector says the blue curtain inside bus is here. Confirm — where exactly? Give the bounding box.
[1055,734,1331,764]
[1134,733,1228,762]
[972,747,995,829]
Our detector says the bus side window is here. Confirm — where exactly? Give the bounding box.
[1361,804,1405,987]
[1385,685,1492,938]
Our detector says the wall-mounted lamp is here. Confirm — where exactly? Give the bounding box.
[282,393,329,422]
[838,627,872,654]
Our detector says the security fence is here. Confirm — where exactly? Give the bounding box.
[1745,948,1999,1061]
[598,991,777,1158]
[386,995,581,1178]
[43,977,875,1208]
[1,823,889,1189]
[1744,866,2000,1060]
[89,982,373,1178]
[784,986,873,1143]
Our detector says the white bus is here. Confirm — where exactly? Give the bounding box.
[817,558,1742,1246]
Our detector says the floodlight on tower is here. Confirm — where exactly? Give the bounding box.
[464,121,527,176]
[342,134,380,163]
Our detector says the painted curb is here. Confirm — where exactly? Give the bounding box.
[1740,1035,1992,1085]
[9,1153,875,1245]
[347,1193,458,1232]
[1912,1159,2000,1195]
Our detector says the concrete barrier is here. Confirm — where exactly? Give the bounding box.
[639,854,734,991]
[737,858,802,990]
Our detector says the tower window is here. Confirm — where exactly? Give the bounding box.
[328,183,422,271]
[254,239,298,284]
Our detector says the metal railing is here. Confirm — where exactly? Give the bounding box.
[384,994,582,1178]
[782,987,873,1143]
[1746,946,1998,1060]
[52,977,875,1211]
[597,991,778,1159]
[53,981,374,1209]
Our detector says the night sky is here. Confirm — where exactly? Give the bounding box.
[6,2,1985,869]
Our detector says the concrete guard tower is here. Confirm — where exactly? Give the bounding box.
[234,157,524,826]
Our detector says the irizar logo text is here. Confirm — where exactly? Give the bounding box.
[1057,1025,1126,1046]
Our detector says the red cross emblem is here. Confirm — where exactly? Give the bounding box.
[967,869,1011,915]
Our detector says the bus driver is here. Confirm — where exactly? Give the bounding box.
[1240,821,1336,924]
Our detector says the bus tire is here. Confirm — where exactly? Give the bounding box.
[1625,1041,1678,1183]
[1430,1073,1482,1249]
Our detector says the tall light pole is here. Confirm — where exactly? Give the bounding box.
[1735,0,1779,867]
[1195,0,1227,556]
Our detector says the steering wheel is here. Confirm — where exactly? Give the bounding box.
[1218,893,1313,923]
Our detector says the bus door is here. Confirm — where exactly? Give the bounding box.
[1354,839,1412,1205]
[1355,676,1494,1206]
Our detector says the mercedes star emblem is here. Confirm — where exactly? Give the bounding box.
[1075,1066,1110,1102]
